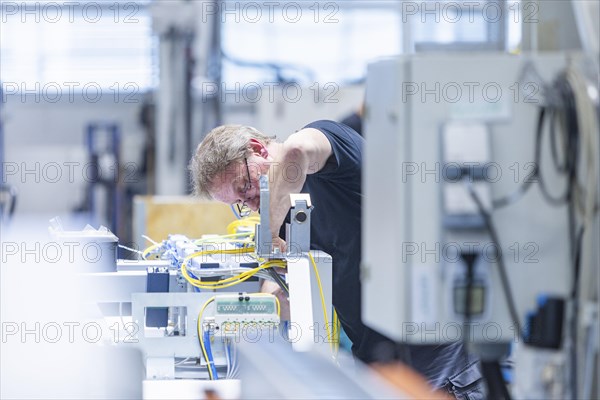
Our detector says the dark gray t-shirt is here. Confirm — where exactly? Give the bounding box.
[293,120,481,390]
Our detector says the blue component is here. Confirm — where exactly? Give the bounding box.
[523,311,535,338]
[187,271,201,292]
[203,330,219,380]
[230,204,241,219]
[146,267,169,327]
[537,294,548,307]
[501,365,513,384]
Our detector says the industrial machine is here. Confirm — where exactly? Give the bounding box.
[66,175,340,399]
[363,52,599,398]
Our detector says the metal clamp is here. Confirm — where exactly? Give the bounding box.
[286,194,312,256]
[255,175,274,257]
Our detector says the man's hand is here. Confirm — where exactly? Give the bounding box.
[260,280,290,320]
[272,236,287,253]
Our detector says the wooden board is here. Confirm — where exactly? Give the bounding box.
[133,196,238,243]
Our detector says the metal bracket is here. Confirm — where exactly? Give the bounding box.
[286,194,313,256]
[255,175,274,257]
[256,177,313,258]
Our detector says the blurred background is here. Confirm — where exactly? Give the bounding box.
[0,0,532,244]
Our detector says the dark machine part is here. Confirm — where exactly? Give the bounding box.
[77,122,123,239]
[146,267,170,328]
[198,2,223,148]
[524,295,565,349]
[139,95,156,195]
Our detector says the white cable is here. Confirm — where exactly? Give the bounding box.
[117,244,145,258]
[175,357,193,366]
[142,234,159,245]
[225,339,232,379]
[230,341,239,378]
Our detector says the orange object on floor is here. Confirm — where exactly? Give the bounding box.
[371,362,452,399]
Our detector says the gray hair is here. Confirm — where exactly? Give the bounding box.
[189,124,275,198]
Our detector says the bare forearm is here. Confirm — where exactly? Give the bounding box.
[268,128,332,240]
[269,146,308,239]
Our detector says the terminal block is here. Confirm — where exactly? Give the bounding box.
[213,293,280,337]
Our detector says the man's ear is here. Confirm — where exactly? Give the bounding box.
[249,138,269,158]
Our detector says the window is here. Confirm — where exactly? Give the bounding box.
[220,0,521,85]
[221,1,402,85]
[0,1,157,92]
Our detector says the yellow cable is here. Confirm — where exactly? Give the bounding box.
[182,248,275,285]
[143,232,255,259]
[188,269,262,289]
[142,242,162,259]
[181,247,255,284]
[333,309,340,355]
[183,262,285,290]
[193,232,254,245]
[227,216,260,235]
[308,252,334,352]
[197,296,216,380]
[197,239,254,246]
[198,293,279,380]
[181,248,286,289]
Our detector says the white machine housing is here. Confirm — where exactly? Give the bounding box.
[362,53,576,344]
